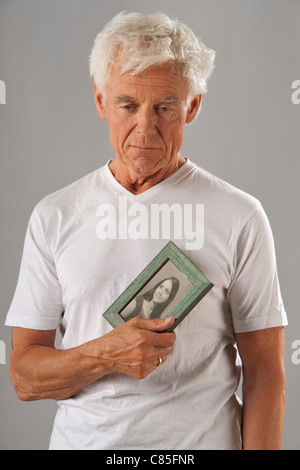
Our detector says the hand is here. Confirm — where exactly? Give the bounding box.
[96,316,176,379]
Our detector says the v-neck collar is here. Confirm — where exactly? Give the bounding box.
[103,158,194,203]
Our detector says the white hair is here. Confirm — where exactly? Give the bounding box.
[89,12,215,98]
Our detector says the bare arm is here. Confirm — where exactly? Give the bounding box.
[235,326,286,450]
[10,316,176,401]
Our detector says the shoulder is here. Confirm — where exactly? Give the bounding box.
[37,166,105,212]
[26,165,108,249]
[31,165,108,228]
[186,160,262,222]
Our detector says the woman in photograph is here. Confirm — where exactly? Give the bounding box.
[121,277,180,321]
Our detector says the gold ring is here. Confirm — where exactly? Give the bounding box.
[157,357,163,367]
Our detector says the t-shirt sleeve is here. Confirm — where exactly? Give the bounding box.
[228,203,288,333]
[5,206,64,330]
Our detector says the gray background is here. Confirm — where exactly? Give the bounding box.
[0,0,299,450]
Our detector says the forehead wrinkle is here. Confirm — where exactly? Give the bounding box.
[109,66,188,105]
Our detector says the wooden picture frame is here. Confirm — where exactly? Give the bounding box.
[102,241,213,332]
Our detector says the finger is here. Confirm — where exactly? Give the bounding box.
[148,330,176,351]
[132,316,175,332]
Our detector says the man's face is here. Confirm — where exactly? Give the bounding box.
[94,63,200,176]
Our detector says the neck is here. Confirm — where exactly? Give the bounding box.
[109,154,186,195]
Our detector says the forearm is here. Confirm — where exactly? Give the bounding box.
[11,340,110,401]
[242,377,286,450]
[10,317,176,402]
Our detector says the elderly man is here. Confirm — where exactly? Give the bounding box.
[6,12,287,450]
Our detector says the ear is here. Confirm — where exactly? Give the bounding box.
[185,94,202,124]
[93,83,106,119]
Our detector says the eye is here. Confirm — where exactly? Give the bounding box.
[159,106,171,113]
[120,103,137,112]
[156,105,175,117]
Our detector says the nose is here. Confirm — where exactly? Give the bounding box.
[136,107,157,137]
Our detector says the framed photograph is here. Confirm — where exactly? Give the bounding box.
[102,241,213,332]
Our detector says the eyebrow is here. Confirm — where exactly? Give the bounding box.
[159,95,181,104]
[115,95,181,104]
[115,95,136,103]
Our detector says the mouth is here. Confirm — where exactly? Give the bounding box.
[131,146,160,151]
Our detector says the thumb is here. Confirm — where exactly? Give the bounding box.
[134,316,175,332]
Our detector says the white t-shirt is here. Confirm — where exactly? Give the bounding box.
[5,159,287,450]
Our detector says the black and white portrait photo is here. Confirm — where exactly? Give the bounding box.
[120,260,193,321]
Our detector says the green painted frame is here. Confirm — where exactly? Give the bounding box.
[102,241,214,332]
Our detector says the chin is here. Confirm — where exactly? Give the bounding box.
[135,155,165,170]
[131,161,161,175]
